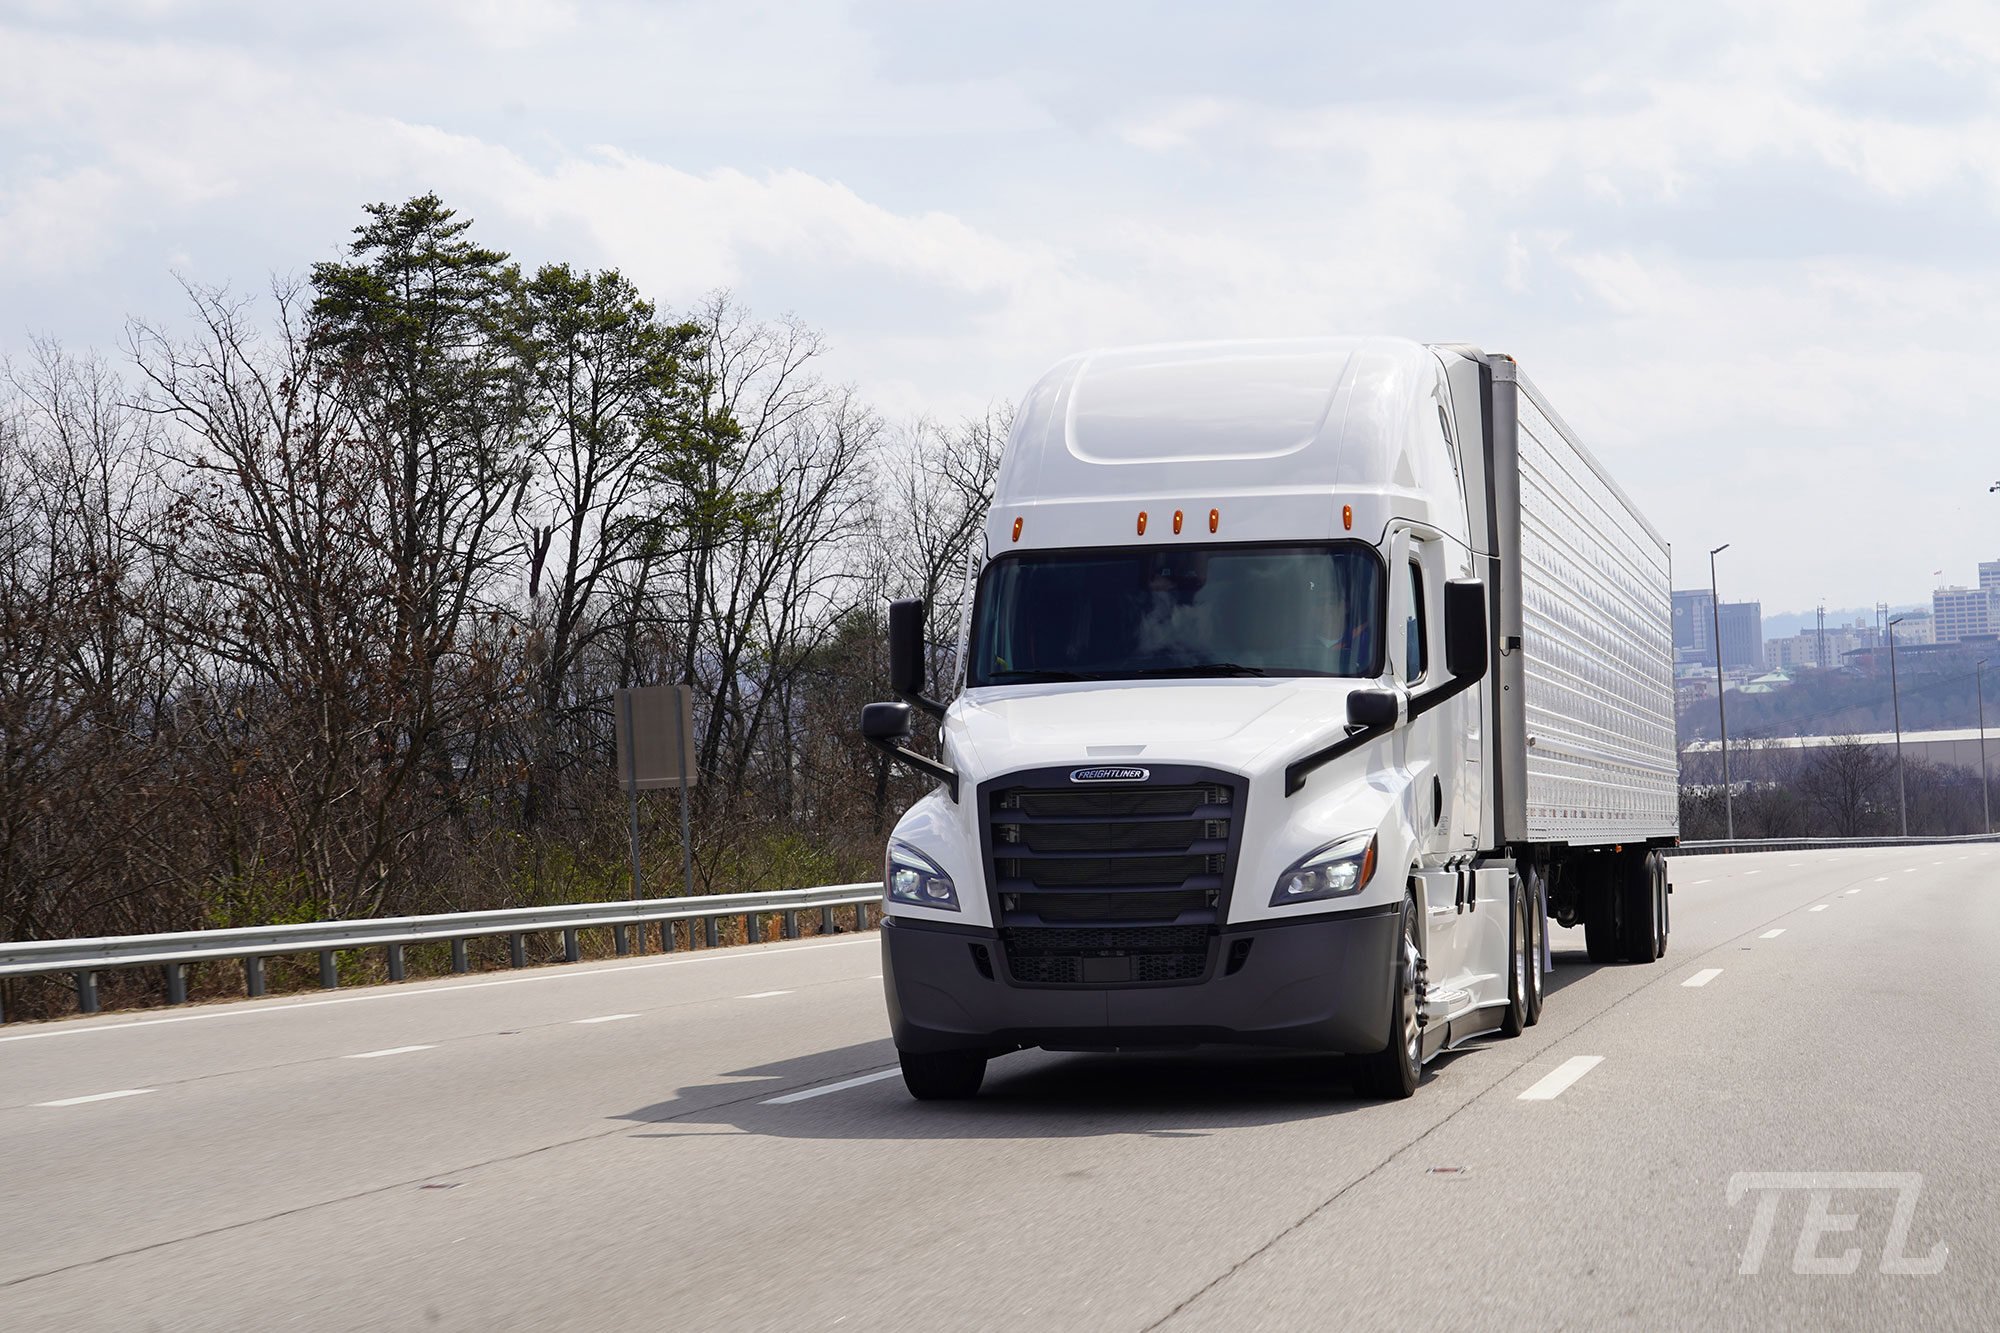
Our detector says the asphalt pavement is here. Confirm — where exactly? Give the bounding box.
[1,845,1994,1330]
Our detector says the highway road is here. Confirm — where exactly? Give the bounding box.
[2,846,1995,1330]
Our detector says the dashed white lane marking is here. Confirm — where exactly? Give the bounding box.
[1683,969,1723,988]
[1519,1056,1603,1101]
[572,1014,638,1024]
[1810,905,1829,912]
[1847,889,1863,895]
[868,974,883,980]
[1904,868,1917,874]
[1787,862,1803,867]
[763,1068,901,1104]
[739,990,794,999]
[344,1045,435,1059]
[1743,869,1763,876]
[0,935,877,1046]
[35,1088,154,1107]
[1874,876,1889,882]
[1760,929,1786,939]
[1691,878,1713,885]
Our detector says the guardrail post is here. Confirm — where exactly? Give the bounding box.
[747,912,762,944]
[783,909,800,940]
[450,939,468,973]
[320,951,339,989]
[165,963,187,1006]
[509,933,527,968]
[701,914,717,948]
[563,928,580,964]
[387,943,406,982]
[659,920,675,952]
[855,902,870,931]
[244,956,265,998]
[76,970,99,1014]
[821,905,835,936]
[613,925,630,956]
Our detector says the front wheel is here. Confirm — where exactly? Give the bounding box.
[1353,895,1422,1100]
[899,1049,987,1100]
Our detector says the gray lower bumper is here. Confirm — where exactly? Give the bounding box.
[882,906,1400,1056]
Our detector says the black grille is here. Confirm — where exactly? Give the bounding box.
[1011,890,1210,922]
[1000,785,1228,818]
[1000,925,1210,985]
[996,854,1220,888]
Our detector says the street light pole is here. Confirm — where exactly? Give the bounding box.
[1709,544,1733,839]
[1888,615,1908,837]
[1979,658,1991,836]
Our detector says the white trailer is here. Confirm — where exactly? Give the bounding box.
[861,339,1677,1100]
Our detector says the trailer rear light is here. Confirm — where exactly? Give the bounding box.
[1172,509,1183,534]
[1137,510,1148,535]
[1209,508,1219,533]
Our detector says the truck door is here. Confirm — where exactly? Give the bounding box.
[1397,533,1471,1006]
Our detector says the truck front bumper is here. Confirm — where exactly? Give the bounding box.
[882,905,1400,1056]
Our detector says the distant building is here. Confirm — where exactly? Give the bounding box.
[1981,559,2000,593]
[1672,589,1714,656]
[1717,601,1763,670]
[1765,633,1821,671]
[1929,586,1992,643]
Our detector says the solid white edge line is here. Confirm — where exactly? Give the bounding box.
[0,935,878,1045]
[344,1044,436,1059]
[1683,969,1723,988]
[739,990,794,999]
[35,1088,154,1107]
[572,1014,638,1024]
[1519,1055,1603,1101]
[763,1068,901,1104]
[1760,929,1786,939]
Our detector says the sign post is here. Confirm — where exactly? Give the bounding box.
[615,684,700,950]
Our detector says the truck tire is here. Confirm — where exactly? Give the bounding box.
[1501,882,1528,1038]
[1353,895,1422,1100]
[1523,867,1545,1026]
[899,1049,986,1100]
[1650,851,1671,958]
[1616,854,1660,964]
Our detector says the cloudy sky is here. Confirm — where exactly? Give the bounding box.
[5,0,1998,619]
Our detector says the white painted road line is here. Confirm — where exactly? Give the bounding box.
[1683,969,1723,988]
[1691,878,1713,886]
[763,1069,902,1105]
[35,1088,154,1107]
[1743,869,1762,876]
[739,990,794,999]
[1760,929,1786,939]
[1810,905,1829,912]
[1847,888,1863,895]
[344,1045,435,1059]
[1874,876,1888,882]
[1519,1056,1603,1101]
[0,935,877,1047]
[572,1014,638,1024]
[1787,862,1802,867]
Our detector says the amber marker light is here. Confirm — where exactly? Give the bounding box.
[1172,509,1184,534]
[1342,504,1353,531]
[1011,516,1023,543]
[1209,508,1220,533]
[1136,510,1149,535]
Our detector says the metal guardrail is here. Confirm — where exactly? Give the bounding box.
[1671,834,2000,855]
[0,882,885,1024]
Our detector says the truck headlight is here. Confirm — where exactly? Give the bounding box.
[886,842,960,910]
[1271,832,1378,905]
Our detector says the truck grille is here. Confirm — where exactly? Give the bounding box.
[982,767,1245,983]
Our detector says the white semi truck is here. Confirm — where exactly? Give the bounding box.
[860,338,1677,1100]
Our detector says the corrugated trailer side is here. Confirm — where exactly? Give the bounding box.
[1489,357,1677,847]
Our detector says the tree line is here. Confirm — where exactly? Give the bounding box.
[1678,740,1993,840]
[1,195,1000,1016]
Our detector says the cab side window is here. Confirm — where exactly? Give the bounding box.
[1405,560,1427,683]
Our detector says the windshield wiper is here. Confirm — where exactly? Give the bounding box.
[1125,662,1269,678]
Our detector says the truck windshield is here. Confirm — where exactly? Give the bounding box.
[968,543,1383,685]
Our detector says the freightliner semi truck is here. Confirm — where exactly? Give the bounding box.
[859,338,1678,1100]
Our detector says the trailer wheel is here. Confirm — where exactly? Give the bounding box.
[1523,867,1545,1026]
[1615,854,1661,964]
[1501,882,1528,1038]
[1650,851,1671,958]
[898,1049,987,1101]
[1354,895,1421,1100]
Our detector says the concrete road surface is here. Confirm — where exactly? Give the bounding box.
[1,845,1995,1330]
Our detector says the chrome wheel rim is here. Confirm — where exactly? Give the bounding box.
[1401,920,1421,1070]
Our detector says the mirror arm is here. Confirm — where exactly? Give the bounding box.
[1405,671,1482,723]
[864,734,960,802]
[1285,721,1393,797]
[899,689,948,721]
